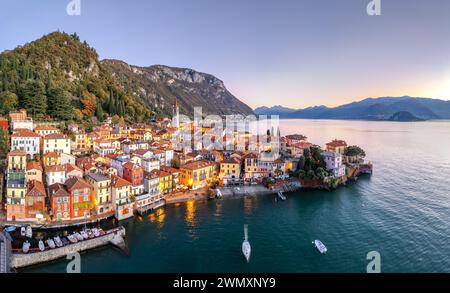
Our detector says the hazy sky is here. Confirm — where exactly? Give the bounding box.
[1,0,450,109]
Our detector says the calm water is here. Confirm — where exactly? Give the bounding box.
[25,119,450,273]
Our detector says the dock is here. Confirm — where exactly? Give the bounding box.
[10,227,127,269]
[136,199,166,216]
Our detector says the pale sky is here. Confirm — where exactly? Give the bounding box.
[1,0,450,109]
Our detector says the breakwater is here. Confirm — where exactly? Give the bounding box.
[10,227,126,269]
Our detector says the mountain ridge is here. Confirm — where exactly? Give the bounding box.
[255,96,450,120]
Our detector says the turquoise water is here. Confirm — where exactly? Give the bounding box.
[24,120,450,273]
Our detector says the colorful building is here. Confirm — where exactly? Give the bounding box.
[86,173,113,215]
[48,183,71,222]
[25,180,46,221]
[11,129,40,159]
[179,160,215,190]
[44,133,71,154]
[65,177,93,220]
[26,161,43,183]
[326,139,348,155]
[6,150,28,221]
[123,162,145,196]
[110,175,134,221]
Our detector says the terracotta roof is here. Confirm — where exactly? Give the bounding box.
[182,160,215,170]
[48,183,70,197]
[45,165,66,173]
[133,149,152,156]
[111,174,132,188]
[27,161,42,171]
[35,125,58,131]
[86,172,110,182]
[11,129,40,138]
[44,133,67,140]
[65,177,92,191]
[221,158,241,164]
[326,139,348,148]
[291,142,313,149]
[26,180,46,197]
[150,169,171,178]
[43,151,60,158]
[8,149,27,156]
[160,165,180,174]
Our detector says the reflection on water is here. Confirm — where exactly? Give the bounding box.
[149,208,166,228]
[244,196,255,216]
[185,201,196,227]
[214,201,223,218]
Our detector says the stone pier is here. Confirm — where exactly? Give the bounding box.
[10,227,126,269]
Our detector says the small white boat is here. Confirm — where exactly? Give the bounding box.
[67,235,78,243]
[22,241,30,253]
[277,191,286,201]
[54,236,63,247]
[5,226,16,233]
[92,228,100,237]
[242,224,251,263]
[313,240,327,254]
[74,233,84,241]
[25,226,32,238]
[38,240,45,252]
[86,230,94,239]
[216,189,223,198]
[80,231,89,240]
[20,227,26,237]
[98,229,106,236]
[47,239,56,249]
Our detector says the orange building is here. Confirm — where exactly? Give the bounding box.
[25,180,46,221]
[65,177,93,220]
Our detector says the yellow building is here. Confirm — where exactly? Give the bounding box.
[180,160,215,190]
[219,158,241,180]
[43,151,61,167]
[8,149,27,171]
[6,150,28,221]
[150,169,172,194]
[86,173,113,215]
[73,132,87,150]
[34,125,60,137]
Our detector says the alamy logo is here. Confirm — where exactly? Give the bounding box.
[367,0,381,16]
[67,0,81,16]
[66,252,81,273]
[366,251,381,273]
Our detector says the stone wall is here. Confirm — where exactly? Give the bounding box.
[10,228,126,269]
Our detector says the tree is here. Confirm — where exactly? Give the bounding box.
[0,91,19,114]
[47,87,74,121]
[344,146,366,158]
[0,128,9,159]
[96,102,104,121]
[20,79,47,119]
[81,90,97,117]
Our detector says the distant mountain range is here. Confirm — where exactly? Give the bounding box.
[254,97,450,120]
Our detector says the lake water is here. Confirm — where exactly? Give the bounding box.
[24,119,450,273]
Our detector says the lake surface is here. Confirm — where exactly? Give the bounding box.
[24,119,450,273]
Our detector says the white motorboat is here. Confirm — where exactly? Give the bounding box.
[313,240,327,254]
[20,227,26,237]
[92,228,100,237]
[277,191,286,201]
[54,236,63,247]
[47,239,56,249]
[22,241,30,253]
[25,226,32,238]
[67,235,78,243]
[86,229,94,239]
[216,189,223,198]
[74,233,84,241]
[80,231,89,240]
[38,240,45,252]
[242,224,251,263]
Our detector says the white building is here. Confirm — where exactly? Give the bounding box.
[11,120,34,131]
[11,129,40,159]
[142,158,160,173]
[322,151,346,177]
[45,165,66,185]
[44,133,71,154]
